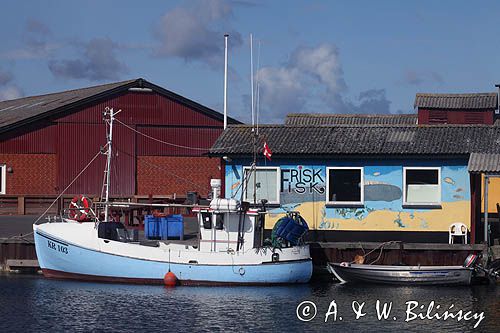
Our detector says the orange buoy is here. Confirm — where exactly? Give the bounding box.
[163,271,177,287]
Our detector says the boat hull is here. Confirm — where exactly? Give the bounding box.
[34,228,312,285]
[329,263,473,286]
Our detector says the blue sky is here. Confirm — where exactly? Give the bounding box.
[1,0,499,123]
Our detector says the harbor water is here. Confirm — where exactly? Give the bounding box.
[1,273,499,332]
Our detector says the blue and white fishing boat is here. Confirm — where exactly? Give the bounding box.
[33,108,312,285]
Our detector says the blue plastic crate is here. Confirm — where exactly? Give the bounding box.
[160,214,184,240]
[144,215,160,239]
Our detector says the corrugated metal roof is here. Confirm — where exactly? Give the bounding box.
[468,153,500,173]
[0,78,240,134]
[0,80,136,128]
[211,124,500,156]
[414,93,498,110]
[285,113,417,125]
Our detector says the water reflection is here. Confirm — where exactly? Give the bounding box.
[0,274,498,332]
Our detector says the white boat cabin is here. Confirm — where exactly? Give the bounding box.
[194,198,262,252]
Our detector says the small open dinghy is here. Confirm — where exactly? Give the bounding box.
[328,254,480,286]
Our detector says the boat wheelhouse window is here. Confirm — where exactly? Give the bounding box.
[215,214,224,230]
[243,167,280,204]
[326,167,364,205]
[403,167,441,205]
[0,164,6,195]
[201,212,211,229]
[98,222,129,242]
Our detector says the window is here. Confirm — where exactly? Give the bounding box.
[243,167,280,204]
[0,164,5,195]
[326,167,364,205]
[403,167,441,205]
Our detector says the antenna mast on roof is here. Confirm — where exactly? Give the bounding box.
[223,34,229,130]
[250,33,255,132]
[256,39,261,135]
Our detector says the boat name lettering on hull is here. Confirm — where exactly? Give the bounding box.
[47,240,68,254]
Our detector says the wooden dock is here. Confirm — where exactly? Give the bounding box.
[5,259,39,272]
[310,241,488,267]
[0,238,37,272]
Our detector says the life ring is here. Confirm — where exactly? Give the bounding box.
[68,195,92,222]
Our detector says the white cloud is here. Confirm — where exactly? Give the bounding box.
[48,37,128,81]
[290,43,346,94]
[255,43,346,121]
[0,86,23,101]
[257,67,305,122]
[0,70,13,86]
[153,0,242,67]
[253,43,394,122]
[1,18,60,60]
[0,68,23,101]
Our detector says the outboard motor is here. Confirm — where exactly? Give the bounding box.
[463,254,479,268]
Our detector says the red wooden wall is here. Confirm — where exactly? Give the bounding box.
[418,109,494,125]
[0,91,224,198]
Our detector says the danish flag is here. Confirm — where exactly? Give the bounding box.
[263,142,272,161]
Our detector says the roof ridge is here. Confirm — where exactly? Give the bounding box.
[0,78,138,104]
[228,123,497,129]
[416,92,497,96]
[213,124,500,156]
[286,113,417,118]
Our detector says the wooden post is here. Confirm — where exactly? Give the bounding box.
[470,173,479,244]
[17,196,25,215]
[398,242,404,264]
[484,175,489,245]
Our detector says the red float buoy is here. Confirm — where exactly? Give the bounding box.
[163,271,177,287]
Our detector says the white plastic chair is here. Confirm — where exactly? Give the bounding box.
[449,222,468,244]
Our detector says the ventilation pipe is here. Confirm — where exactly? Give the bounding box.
[495,84,500,115]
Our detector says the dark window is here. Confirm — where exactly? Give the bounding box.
[328,169,362,202]
[98,222,129,242]
[406,169,438,185]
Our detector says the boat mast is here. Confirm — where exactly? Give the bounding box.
[102,107,121,222]
[250,33,257,205]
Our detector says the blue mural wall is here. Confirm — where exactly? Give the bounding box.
[225,158,471,232]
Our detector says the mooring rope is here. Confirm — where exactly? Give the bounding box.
[351,240,401,265]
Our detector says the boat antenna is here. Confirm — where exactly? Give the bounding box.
[102,107,121,222]
[250,33,255,132]
[256,39,261,135]
[223,33,229,130]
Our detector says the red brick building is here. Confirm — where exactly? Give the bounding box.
[0,78,238,214]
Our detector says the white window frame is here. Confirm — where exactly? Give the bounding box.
[326,167,364,206]
[0,164,6,195]
[242,166,280,205]
[403,166,441,206]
